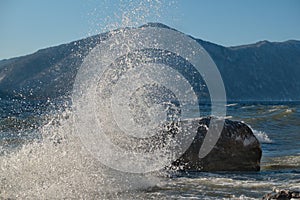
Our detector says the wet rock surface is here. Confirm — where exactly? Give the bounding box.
[262,188,300,200]
[172,117,262,171]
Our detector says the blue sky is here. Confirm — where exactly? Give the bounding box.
[1,0,300,60]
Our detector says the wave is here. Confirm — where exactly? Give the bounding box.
[284,108,294,113]
[267,105,295,114]
[157,172,300,199]
[252,129,272,144]
[262,155,300,170]
[252,129,273,144]
[245,124,272,143]
[226,103,238,107]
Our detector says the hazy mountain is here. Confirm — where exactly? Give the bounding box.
[0,23,299,101]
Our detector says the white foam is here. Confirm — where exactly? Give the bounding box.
[226,103,238,107]
[246,124,272,143]
[285,109,293,113]
[252,129,272,143]
[268,108,279,112]
[0,74,5,83]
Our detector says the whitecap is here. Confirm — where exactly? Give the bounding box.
[246,124,272,143]
[252,129,272,143]
[226,103,238,107]
[268,108,279,112]
[285,109,293,113]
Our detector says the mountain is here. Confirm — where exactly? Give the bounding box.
[0,23,300,101]
[0,33,109,100]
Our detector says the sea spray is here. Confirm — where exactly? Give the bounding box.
[0,1,171,198]
[0,108,162,199]
[0,1,226,199]
[0,2,181,197]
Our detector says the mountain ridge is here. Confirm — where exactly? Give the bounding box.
[3,22,299,62]
[0,22,299,101]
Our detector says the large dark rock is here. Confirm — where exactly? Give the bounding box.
[262,188,300,200]
[172,117,262,171]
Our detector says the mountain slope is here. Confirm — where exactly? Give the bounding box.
[198,39,300,100]
[0,23,299,101]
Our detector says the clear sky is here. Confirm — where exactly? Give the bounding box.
[1,0,300,60]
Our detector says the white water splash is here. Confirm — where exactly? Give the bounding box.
[86,0,177,36]
[242,123,272,144]
[250,127,272,144]
[0,110,160,199]
[0,1,175,198]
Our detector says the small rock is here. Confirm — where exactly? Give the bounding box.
[262,188,300,200]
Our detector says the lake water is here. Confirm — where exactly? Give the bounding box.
[0,99,299,199]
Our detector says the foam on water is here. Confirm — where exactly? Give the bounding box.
[244,124,272,144]
[226,103,238,107]
[149,171,300,199]
[252,129,272,144]
[262,155,300,170]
